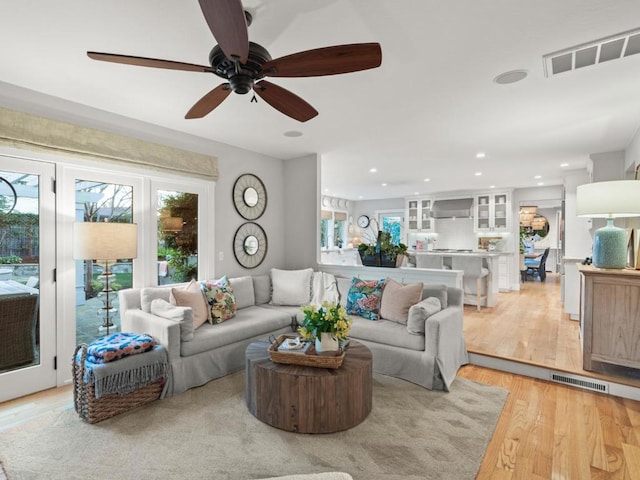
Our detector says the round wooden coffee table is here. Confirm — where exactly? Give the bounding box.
[245,339,372,433]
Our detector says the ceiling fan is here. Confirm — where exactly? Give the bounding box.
[87,0,382,122]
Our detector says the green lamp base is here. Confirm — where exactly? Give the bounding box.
[593,218,627,269]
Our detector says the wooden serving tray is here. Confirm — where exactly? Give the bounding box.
[268,334,345,369]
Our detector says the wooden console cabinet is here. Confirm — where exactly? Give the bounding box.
[578,264,640,373]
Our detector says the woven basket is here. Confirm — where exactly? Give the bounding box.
[73,344,165,424]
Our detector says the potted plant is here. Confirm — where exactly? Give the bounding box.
[358,230,407,268]
[298,302,352,353]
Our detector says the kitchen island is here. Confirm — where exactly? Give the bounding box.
[411,250,512,308]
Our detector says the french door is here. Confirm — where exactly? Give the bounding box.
[0,157,56,402]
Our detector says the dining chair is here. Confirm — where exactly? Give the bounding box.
[524,248,550,282]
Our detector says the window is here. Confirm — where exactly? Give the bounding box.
[378,211,404,245]
[320,210,348,248]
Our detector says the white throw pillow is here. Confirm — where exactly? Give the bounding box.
[270,268,314,306]
[150,298,195,341]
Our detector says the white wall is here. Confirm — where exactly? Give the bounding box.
[283,154,320,269]
[214,145,287,278]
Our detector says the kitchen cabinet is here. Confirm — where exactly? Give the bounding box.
[406,197,435,233]
[498,255,510,291]
[474,192,510,233]
[579,264,640,374]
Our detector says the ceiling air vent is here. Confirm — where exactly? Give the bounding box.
[543,27,640,77]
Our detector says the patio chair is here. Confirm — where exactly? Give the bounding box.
[0,294,39,370]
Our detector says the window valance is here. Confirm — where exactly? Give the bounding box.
[0,106,218,180]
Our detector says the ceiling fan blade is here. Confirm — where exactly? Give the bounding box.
[185,84,232,119]
[254,80,318,122]
[198,0,249,64]
[262,43,382,78]
[87,51,215,73]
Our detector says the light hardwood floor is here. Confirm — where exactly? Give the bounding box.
[2,277,640,479]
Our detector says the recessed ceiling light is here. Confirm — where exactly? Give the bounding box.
[537,182,545,186]
[560,163,569,167]
[324,188,329,192]
[424,178,431,182]
[369,168,377,173]
[381,183,387,187]
[358,196,363,199]
[489,185,496,189]
[493,69,528,85]
[283,130,303,137]
[534,175,542,179]
[475,172,482,176]
[476,152,486,159]
[413,191,419,195]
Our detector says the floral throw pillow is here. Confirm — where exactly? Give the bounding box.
[201,276,237,324]
[346,277,386,321]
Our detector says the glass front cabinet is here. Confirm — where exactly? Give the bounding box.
[406,197,435,233]
[474,192,510,233]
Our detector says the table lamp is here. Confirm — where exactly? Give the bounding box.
[576,180,640,268]
[73,222,138,334]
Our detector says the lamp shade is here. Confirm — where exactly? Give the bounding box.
[576,180,640,218]
[73,222,138,260]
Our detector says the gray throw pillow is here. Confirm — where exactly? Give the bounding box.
[407,297,442,335]
[421,284,448,308]
[229,276,256,309]
[150,298,195,341]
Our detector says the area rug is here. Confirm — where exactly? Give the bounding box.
[0,373,507,480]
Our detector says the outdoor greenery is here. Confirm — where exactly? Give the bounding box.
[0,255,22,264]
[158,192,198,282]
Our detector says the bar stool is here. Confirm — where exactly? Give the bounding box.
[415,254,444,269]
[451,256,490,312]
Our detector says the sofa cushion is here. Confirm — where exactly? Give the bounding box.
[140,285,174,313]
[253,274,272,305]
[229,276,255,309]
[407,297,442,335]
[180,306,291,357]
[201,276,237,324]
[170,280,209,329]
[349,316,425,351]
[270,268,313,306]
[336,277,352,308]
[380,279,423,325]
[422,284,448,309]
[346,277,385,321]
[150,298,195,341]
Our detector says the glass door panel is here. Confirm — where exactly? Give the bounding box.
[0,159,56,402]
[75,180,134,344]
[157,190,198,285]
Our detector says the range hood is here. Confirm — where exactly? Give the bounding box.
[431,198,474,219]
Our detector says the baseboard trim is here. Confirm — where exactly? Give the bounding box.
[468,353,640,401]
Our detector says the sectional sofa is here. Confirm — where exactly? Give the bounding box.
[118,269,468,396]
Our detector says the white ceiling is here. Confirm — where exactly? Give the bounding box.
[2,0,640,200]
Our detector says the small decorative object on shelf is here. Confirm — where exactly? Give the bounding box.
[298,302,352,353]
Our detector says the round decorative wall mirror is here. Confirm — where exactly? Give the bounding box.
[531,215,550,238]
[233,174,267,220]
[243,187,259,207]
[244,235,259,255]
[233,222,268,269]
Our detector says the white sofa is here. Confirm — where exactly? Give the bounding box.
[118,272,468,396]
